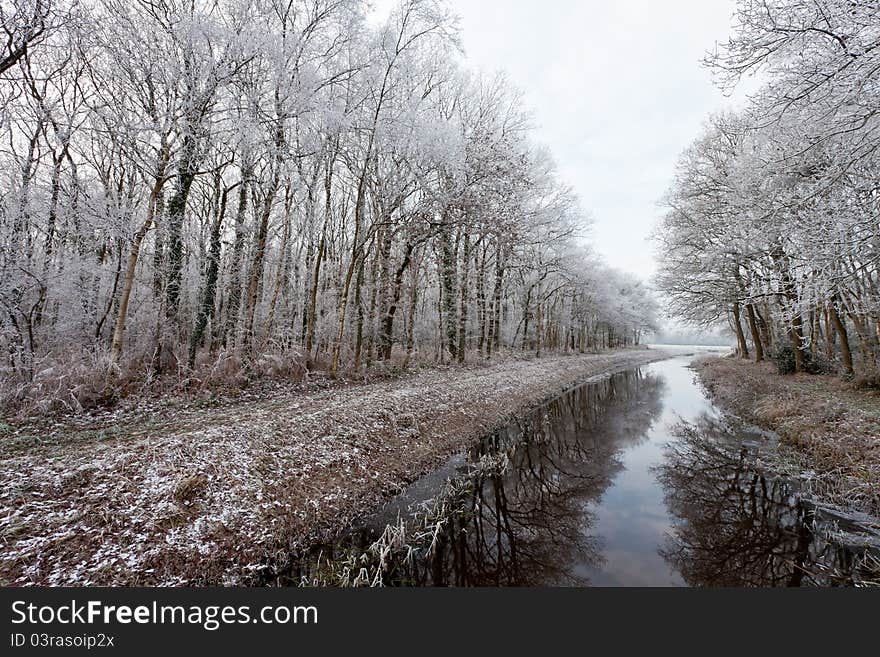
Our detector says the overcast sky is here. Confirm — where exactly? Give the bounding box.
[373,0,754,281]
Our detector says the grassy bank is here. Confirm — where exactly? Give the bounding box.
[697,357,880,518]
[1,348,675,586]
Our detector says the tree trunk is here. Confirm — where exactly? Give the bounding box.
[829,301,854,375]
[403,257,419,368]
[264,185,293,347]
[164,132,199,323]
[732,302,750,359]
[847,311,875,369]
[745,303,764,362]
[379,241,418,361]
[242,181,278,351]
[438,222,458,362]
[222,168,251,348]
[108,151,169,372]
[457,233,470,363]
[488,244,505,356]
[304,161,333,361]
[353,254,366,369]
[188,181,232,368]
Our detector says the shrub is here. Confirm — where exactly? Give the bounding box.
[772,344,799,375]
[852,373,880,391]
[0,347,313,418]
[805,353,834,375]
[771,344,833,375]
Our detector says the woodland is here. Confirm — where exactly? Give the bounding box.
[0,0,657,414]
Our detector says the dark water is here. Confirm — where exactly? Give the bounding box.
[291,352,880,587]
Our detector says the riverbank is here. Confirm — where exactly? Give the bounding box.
[696,357,880,518]
[0,348,679,586]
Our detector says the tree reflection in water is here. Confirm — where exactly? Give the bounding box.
[656,414,880,587]
[296,369,666,587]
[287,359,880,588]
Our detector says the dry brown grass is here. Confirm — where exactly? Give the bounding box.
[0,348,325,419]
[698,356,880,516]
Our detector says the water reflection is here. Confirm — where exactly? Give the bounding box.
[656,414,879,586]
[286,355,879,587]
[291,369,666,586]
[423,370,667,586]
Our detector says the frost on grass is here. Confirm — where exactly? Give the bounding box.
[0,350,668,586]
[300,450,513,588]
[698,357,880,519]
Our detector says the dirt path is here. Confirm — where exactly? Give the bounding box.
[1,348,679,585]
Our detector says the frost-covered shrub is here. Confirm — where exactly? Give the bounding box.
[250,352,308,381]
[192,352,249,391]
[0,347,316,418]
[0,350,122,415]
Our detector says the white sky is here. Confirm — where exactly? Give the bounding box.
[372,0,756,281]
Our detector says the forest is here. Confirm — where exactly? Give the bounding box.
[656,0,880,377]
[0,0,658,415]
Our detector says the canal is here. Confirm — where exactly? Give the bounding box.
[291,350,880,587]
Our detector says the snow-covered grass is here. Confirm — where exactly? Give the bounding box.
[0,348,672,586]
